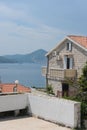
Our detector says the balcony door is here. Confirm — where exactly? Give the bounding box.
[64,56,73,69]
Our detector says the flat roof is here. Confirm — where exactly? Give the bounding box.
[0,117,71,130]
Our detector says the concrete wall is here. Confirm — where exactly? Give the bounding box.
[0,93,81,128]
[0,94,27,112]
[28,93,81,128]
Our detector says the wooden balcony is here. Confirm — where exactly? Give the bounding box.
[50,69,64,79]
[42,66,47,76]
[42,67,77,79]
[48,68,77,80]
[64,69,77,78]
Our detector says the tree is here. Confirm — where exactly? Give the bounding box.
[64,63,87,129]
[74,63,87,128]
[79,62,87,92]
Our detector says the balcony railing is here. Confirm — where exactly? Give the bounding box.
[49,69,77,79]
[42,67,77,80]
[50,69,64,79]
[64,69,77,78]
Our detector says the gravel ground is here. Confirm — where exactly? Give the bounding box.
[0,117,72,130]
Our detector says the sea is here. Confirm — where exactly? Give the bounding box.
[0,63,46,88]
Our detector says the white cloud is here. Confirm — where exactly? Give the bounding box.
[0,4,25,20]
[0,3,67,55]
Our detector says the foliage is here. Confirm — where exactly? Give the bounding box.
[64,62,87,129]
[79,62,87,92]
[46,85,54,95]
[78,63,87,122]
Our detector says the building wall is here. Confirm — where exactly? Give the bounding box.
[47,39,87,95]
[28,93,81,128]
[48,39,87,76]
[48,79,62,96]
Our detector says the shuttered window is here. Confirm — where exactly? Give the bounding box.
[67,42,72,51]
[64,56,73,69]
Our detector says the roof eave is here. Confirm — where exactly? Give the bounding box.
[67,36,87,51]
[46,36,87,57]
[45,37,68,56]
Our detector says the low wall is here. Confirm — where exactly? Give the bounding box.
[0,93,81,128]
[28,93,81,128]
[0,94,27,112]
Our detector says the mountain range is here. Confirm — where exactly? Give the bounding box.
[1,49,47,64]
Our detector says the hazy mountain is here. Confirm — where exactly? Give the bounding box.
[4,49,47,64]
[0,56,16,63]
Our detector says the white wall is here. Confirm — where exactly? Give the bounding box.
[0,93,81,128]
[28,93,81,128]
[0,94,27,112]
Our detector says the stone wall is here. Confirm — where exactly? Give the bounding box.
[48,79,62,96]
[47,39,87,96]
[48,39,87,77]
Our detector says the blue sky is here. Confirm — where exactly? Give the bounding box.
[0,0,87,55]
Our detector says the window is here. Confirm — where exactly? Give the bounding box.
[64,56,73,69]
[67,42,72,51]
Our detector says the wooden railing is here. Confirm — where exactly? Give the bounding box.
[64,69,77,78]
[50,69,64,79]
[42,67,77,79]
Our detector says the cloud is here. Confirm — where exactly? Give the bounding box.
[0,3,24,19]
[0,3,67,55]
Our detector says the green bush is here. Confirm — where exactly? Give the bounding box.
[46,85,54,95]
[64,63,87,129]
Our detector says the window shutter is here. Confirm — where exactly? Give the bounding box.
[64,56,67,69]
[70,58,73,69]
[69,42,72,51]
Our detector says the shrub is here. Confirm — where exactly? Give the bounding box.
[46,85,54,95]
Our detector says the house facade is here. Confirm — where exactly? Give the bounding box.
[42,35,87,97]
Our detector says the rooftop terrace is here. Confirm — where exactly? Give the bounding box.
[0,117,71,130]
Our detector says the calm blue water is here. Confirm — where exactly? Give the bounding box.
[0,63,46,88]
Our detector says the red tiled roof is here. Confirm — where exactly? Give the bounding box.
[0,83,31,93]
[68,35,87,48]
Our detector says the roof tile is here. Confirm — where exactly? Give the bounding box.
[68,35,87,48]
[0,83,31,93]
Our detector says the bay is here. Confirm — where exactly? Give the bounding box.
[0,63,46,88]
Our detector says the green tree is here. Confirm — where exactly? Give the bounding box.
[64,63,87,129]
[79,62,87,92]
[74,63,87,129]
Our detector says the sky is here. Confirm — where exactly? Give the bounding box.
[0,0,87,55]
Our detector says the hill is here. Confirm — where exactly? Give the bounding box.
[4,49,47,64]
[0,56,16,63]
